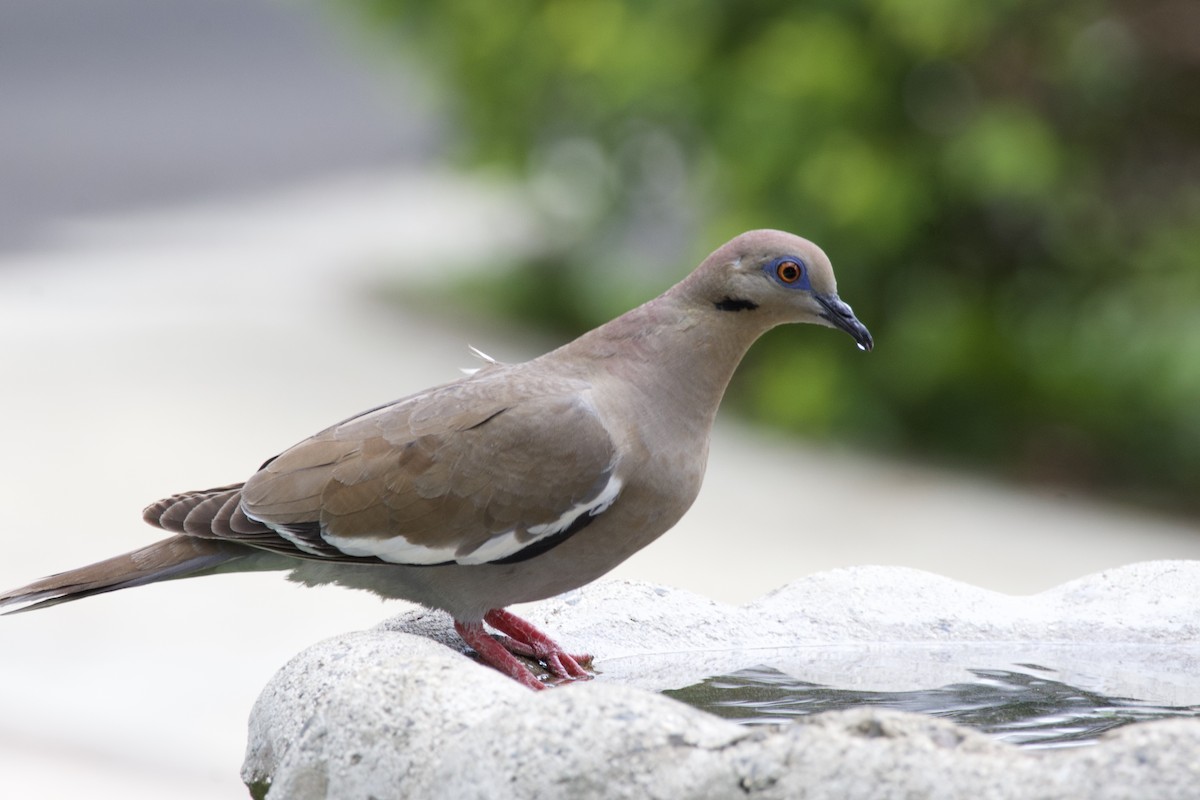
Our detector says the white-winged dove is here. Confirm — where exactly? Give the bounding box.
[1,229,871,689]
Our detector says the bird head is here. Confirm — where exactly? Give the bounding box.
[688,229,874,352]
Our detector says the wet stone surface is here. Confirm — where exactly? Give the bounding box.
[244,561,1200,799]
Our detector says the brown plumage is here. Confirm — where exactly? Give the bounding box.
[1,229,872,689]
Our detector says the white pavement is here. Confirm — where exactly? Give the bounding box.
[2,170,1198,799]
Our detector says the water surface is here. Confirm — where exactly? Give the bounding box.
[665,663,1200,749]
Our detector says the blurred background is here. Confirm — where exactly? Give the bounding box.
[347,0,1200,513]
[2,0,1198,797]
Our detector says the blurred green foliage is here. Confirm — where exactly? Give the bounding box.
[345,0,1200,511]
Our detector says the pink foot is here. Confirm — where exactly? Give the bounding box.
[453,608,593,690]
[484,608,593,680]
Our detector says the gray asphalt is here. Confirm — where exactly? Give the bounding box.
[0,0,436,251]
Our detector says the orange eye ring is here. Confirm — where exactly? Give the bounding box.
[776,260,802,284]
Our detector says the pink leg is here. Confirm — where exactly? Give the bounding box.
[453,609,594,690]
[454,619,546,691]
[483,608,592,681]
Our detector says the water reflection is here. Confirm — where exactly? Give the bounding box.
[664,664,1200,749]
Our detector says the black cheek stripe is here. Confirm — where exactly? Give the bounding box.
[713,297,759,312]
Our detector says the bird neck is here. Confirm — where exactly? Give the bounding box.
[566,290,774,434]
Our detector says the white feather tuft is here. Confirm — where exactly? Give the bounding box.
[460,344,498,375]
[467,344,498,364]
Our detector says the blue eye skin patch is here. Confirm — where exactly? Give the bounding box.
[763,256,812,291]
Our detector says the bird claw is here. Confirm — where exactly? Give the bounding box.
[454,608,593,690]
[485,608,593,682]
[493,633,593,680]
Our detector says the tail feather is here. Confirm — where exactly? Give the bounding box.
[0,536,250,614]
[143,482,269,538]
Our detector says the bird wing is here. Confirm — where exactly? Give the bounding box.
[237,371,621,566]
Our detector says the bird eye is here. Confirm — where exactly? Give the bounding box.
[776,260,803,284]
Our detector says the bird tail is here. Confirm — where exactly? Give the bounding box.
[0,536,251,614]
[142,482,268,537]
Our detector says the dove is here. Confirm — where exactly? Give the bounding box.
[1,229,872,689]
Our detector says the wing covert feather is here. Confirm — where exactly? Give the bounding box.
[239,374,619,565]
